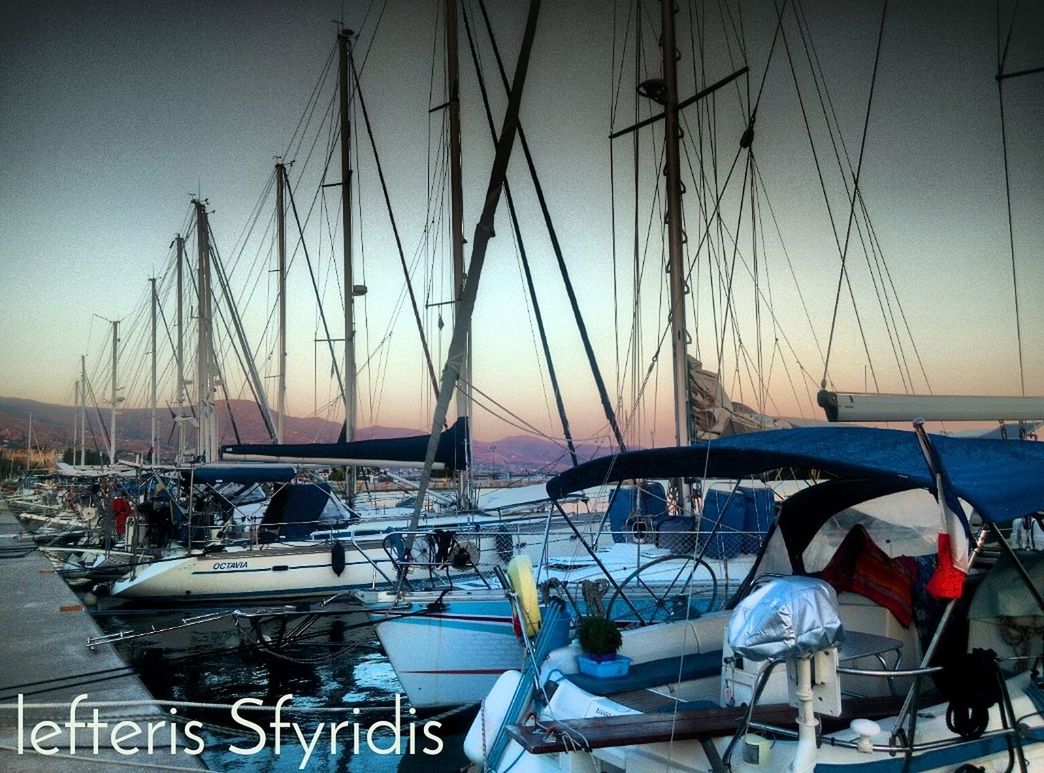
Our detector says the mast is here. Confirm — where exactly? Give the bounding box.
[446,0,472,508]
[339,29,357,507]
[79,355,87,466]
[73,379,79,464]
[175,234,187,463]
[150,276,158,464]
[27,413,32,470]
[661,0,692,516]
[409,0,542,535]
[109,319,119,466]
[193,199,216,462]
[276,162,287,443]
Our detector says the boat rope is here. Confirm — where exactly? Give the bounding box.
[349,50,442,404]
[459,7,579,466]
[995,1,1029,397]
[792,0,929,393]
[0,745,201,771]
[0,698,410,715]
[474,0,628,454]
[820,0,889,390]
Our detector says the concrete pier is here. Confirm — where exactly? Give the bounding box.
[0,505,206,770]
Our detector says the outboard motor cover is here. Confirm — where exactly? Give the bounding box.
[727,576,844,661]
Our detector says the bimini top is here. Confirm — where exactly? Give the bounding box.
[546,427,1044,525]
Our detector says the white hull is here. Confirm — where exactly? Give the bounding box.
[370,590,524,709]
[370,543,754,708]
[110,537,394,602]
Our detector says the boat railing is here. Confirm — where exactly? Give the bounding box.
[727,650,1034,767]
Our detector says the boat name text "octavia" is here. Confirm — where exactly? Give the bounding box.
[212,561,249,570]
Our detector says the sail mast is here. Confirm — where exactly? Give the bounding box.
[446,0,472,507]
[276,162,287,444]
[661,0,692,516]
[338,29,357,507]
[194,199,216,462]
[150,276,158,464]
[73,380,79,463]
[408,0,542,534]
[109,319,119,466]
[79,354,87,466]
[175,234,187,463]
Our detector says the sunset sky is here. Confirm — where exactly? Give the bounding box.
[1,1,1041,447]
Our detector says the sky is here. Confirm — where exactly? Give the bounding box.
[1,1,1041,448]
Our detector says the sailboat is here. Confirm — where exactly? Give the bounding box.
[364,0,799,711]
[464,426,1044,772]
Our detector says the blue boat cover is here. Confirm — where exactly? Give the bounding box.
[219,417,470,471]
[180,463,297,484]
[545,427,1044,524]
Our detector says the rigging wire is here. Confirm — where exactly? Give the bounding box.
[819,0,890,390]
[995,0,1027,397]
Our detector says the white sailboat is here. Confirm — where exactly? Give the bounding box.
[464,427,1044,772]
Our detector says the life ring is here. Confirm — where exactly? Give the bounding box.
[507,555,541,637]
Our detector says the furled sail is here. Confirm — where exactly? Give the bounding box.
[688,356,792,438]
[220,417,470,471]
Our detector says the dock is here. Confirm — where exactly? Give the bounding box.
[0,506,206,771]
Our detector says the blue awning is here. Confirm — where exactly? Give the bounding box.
[546,427,1044,524]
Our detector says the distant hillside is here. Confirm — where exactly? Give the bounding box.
[0,396,611,473]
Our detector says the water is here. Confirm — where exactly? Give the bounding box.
[88,603,473,771]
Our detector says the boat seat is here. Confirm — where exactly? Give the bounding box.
[564,649,723,696]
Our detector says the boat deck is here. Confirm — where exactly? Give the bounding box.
[0,506,205,771]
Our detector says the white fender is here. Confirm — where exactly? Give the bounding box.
[463,670,522,766]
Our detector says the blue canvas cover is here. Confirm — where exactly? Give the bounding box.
[700,489,745,559]
[606,482,668,543]
[220,417,470,471]
[545,427,1044,525]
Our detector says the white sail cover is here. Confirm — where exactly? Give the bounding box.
[688,356,793,438]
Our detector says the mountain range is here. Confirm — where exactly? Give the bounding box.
[0,396,611,474]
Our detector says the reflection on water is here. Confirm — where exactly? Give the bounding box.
[92,605,470,771]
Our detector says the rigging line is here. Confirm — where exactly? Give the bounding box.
[677,0,787,342]
[711,152,752,411]
[996,0,1023,75]
[751,152,765,415]
[465,381,564,446]
[283,167,347,410]
[995,54,1026,397]
[355,0,389,73]
[348,50,441,402]
[475,0,627,454]
[856,193,934,393]
[750,160,825,364]
[460,5,579,467]
[208,226,277,439]
[283,41,337,162]
[790,0,913,390]
[819,0,889,389]
[852,192,914,392]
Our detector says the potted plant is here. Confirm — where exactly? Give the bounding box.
[576,615,630,677]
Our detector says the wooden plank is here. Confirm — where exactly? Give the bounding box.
[507,696,905,754]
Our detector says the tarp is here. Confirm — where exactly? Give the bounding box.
[180,463,297,485]
[220,417,470,471]
[545,427,1044,524]
[260,482,350,539]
